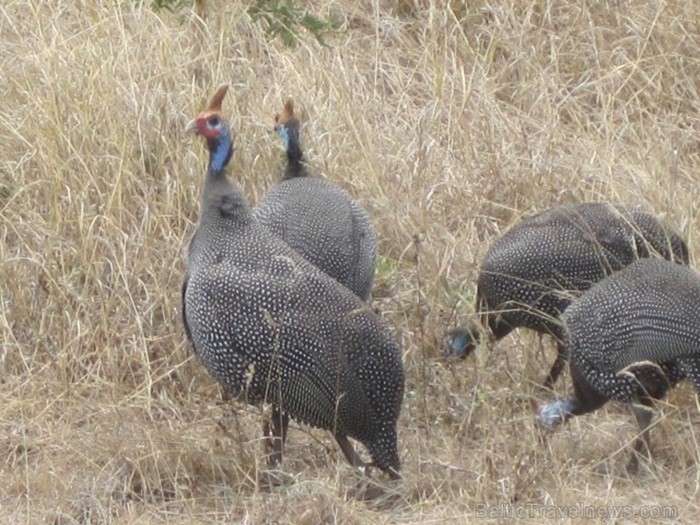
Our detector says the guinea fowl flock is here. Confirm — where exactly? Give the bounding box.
[182,86,402,479]
[182,85,700,479]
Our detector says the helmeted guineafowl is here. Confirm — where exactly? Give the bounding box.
[181,86,404,478]
[252,98,377,301]
[536,258,700,470]
[444,202,689,388]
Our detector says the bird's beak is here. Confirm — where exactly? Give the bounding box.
[185,118,199,134]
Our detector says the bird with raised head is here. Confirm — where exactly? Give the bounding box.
[252,97,377,301]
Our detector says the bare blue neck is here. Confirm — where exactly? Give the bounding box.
[207,125,233,175]
[277,121,306,179]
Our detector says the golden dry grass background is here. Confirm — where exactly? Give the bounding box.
[1,0,699,522]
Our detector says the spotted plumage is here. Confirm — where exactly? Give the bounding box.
[536,258,700,469]
[182,86,404,478]
[444,202,688,387]
[252,98,377,301]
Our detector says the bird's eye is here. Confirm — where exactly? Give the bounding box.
[207,116,220,127]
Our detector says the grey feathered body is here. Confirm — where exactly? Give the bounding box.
[445,202,689,387]
[477,202,688,341]
[253,176,377,301]
[535,259,700,467]
[562,258,700,402]
[183,178,403,473]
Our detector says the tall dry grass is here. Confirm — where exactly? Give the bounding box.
[1,0,699,522]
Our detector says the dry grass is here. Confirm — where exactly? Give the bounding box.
[1,0,699,522]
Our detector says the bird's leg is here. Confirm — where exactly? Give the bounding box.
[543,340,568,390]
[628,398,654,473]
[336,435,372,476]
[264,408,289,468]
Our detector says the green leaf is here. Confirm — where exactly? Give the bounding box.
[247,0,339,49]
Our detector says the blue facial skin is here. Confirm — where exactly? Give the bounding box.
[210,124,232,173]
[276,125,291,151]
[537,398,575,428]
[445,330,473,358]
